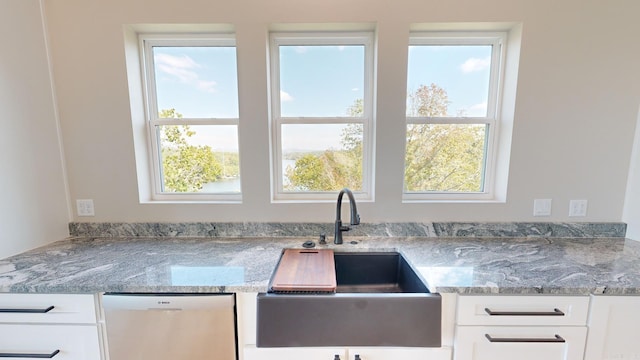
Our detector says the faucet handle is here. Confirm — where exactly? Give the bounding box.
[319,233,327,244]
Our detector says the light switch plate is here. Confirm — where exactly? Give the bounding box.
[533,199,552,216]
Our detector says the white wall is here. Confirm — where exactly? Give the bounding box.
[623,107,640,240]
[0,0,70,258]
[43,0,640,223]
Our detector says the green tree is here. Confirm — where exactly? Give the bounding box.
[213,152,240,178]
[404,84,485,192]
[286,154,333,191]
[407,83,449,118]
[404,123,485,192]
[284,99,364,191]
[159,109,223,192]
[285,83,486,193]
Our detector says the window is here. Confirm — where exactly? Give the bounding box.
[269,32,375,201]
[140,34,241,202]
[404,32,505,201]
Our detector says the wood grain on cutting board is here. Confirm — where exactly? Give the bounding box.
[270,248,337,293]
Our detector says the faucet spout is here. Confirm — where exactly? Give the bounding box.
[334,188,360,244]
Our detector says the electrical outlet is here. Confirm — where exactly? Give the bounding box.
[76,199,95,217]
[533,199,552,216]
[569,199,588,217]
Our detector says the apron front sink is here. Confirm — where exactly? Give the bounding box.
[256,251,442,347]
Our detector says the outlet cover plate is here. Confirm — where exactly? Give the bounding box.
[533,199,552,216]
[569,199,588,217]
[76,199,95,217]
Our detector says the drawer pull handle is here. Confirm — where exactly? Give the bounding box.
[0,349,60,358]
[484,307,565,316]
[0,306,55,314]
[485,334,566,343]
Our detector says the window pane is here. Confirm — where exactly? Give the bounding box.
[404,124,487,192]
[407,45,492,117]
[279,45,365,117]
[153,46,238,118]
[158,125,240,193]
[281,124,363,191]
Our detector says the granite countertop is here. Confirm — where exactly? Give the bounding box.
[2,236,640,295]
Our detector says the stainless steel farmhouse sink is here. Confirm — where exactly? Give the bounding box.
[256,251,442,347]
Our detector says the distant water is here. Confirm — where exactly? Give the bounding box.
[201,178,241,193]
[201,159,297,193]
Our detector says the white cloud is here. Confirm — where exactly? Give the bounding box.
[465,102,488,117]
[460,56,491,73]
[196,80,217,93]
[155,53,217,93]
[280,90,294,102]
[470,102,487,111]
[295,46,308,54]
[155,53,200,70]
[351,88,359,92]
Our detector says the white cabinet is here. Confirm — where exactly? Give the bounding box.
[0,293,102,360]
[454,295,589,360]
[244,345,451,360]
[347,347,451,360]
[244,346,346,360]
[585,295,640,360]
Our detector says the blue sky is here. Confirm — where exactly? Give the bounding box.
[152,43,492,152]
[154,46,239,118]
[407,45,492,117]
[279,45,364,117]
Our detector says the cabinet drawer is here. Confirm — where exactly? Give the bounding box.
[0,294,97,324]
[455,326,587,360]
[348,347,452,360]
[457,295,589,326]
[0,324,101,360]
[243,345,346,360]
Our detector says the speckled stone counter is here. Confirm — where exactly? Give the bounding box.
[2,236,640,295]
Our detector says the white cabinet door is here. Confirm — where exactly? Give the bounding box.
[454,326,587,360]
[585,296,640,360]
[243,345,347,360]
[243,346,452,360]
[347,347,452,360]
[0,324,101,360]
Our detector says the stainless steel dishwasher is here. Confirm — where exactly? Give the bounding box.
[102,293,237,360]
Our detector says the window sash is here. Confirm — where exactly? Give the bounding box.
[269,32,375,201]
[140,34,241,201]
[404,32,505,201]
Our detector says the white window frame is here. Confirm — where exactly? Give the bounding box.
[403,31,506,202]
[140,33,241,202]
[268,32,375,202]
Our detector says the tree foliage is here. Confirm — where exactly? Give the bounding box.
[159,108,223,192]
[404,123,485,192]
[283,98,364,192]
[285,83,486,192]
[404,84,485,192]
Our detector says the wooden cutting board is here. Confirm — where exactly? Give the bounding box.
[270,249,336,293]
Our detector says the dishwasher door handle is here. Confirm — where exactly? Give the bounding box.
[102,294,234,311]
